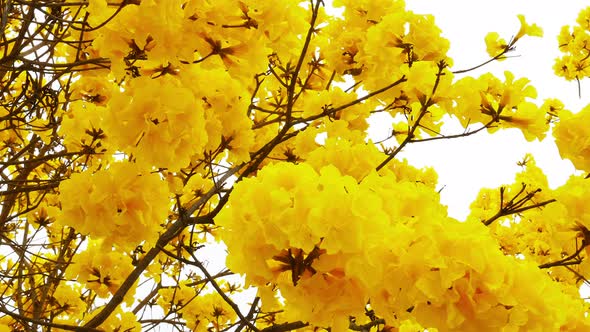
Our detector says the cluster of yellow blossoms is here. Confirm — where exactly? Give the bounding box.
[5,0,589,330]
[59,162,170,250]
[158,283,238,332]
[554,103,590,172]
[554,7,590,80]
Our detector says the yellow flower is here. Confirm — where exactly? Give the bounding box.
[485,32,508,59]
[52,284,86,320]
[401,61,440,98]
[514,14,543,41]
[500,101,548,141]
[576,6,590,30]
[553,105,590,172]
[104,76,209,170]
[59,162,170,250]
[66,240,135,302]
[498,71,537,110]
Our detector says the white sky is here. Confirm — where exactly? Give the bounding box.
[391,0,590,219]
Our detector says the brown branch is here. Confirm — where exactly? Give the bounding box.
[235,297,261,332]
[375,62,447,171]
[538,241,586,269]
[261,321,310,332]
[0,183,60,196]
[299,76,407,125]
[0,305,101,332]
[409,119,496,143]
[482,184,556,226]
[285,0,323,124]
[349,318,386,332]
[452,43,516,74]
[132,283,162,315]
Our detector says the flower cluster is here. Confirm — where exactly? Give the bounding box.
[553,103,590,172]
[59,162,170,250]
[218,159,590,331]
[554,7,590,80]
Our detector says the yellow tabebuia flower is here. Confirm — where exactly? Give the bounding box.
[514,14,543,41]
[59,162,170,250]
[485,15,542,59]
[555,175,590,237]
[554,105,590,172]
[60,100,108,153]
[451,71,546,141]
[51,283,87,321]
[554,7,590,81]
[84,306,141,331]
[485,32,509,59]
[105,76,209,170]
[158,285,237,332]
[85,0,113,27]
[498,71,537,110]
[500,101,547,141]
[66,240,136,303]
